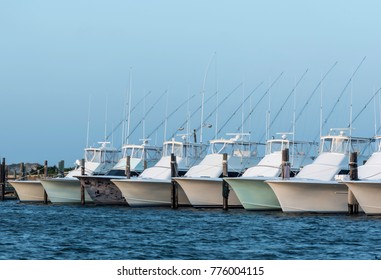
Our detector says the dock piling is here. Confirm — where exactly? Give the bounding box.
[80,158,85,205]
[125,156,131,179]
[281,148,290,179]
[43,160,49,204]
[171,153,178,209]
[1,158,5,200]
[222,153,229,211]
[348,152,359,214]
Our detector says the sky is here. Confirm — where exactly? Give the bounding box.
[1,0,381,166]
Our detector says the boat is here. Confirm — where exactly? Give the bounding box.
[341,136,381,215]
[174,133,263,208]
[40,142,120,203]
[9,180,48,203]
[265,129,372,213]
[75,141,162,205]
[111,136,206,207]
[224,134,317,210]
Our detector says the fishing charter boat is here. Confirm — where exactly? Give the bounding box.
[266,129,372,213]
[111,136,206,207]
[40,142,120,203]
[341,136,381,215]
[174,133,263,208]
[76,141,162,205]
[224,134,316,210]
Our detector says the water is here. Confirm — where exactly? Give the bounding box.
[1,199,381,260]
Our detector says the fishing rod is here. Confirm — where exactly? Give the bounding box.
[194,82,243,134]
[288,61,338,132]
[147,93,198,140]
[317,56,366,140]
[217,81,264,135]
[168,90,219,139]
[259,68,309,142]
[126,89,168,141]
[105,90,152,141]
[234,72,284,134]
[350,87,381,128]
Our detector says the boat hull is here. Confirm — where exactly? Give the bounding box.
[41,178,93,204]
[175,177,242,208]
[225,177,281,210]
[76,176,128,205]
[8,180,48,202]
[344,180,381,215]
[112,179,190,207]
[266,179,350,213]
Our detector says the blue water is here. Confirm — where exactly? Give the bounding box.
[1,199,381,260]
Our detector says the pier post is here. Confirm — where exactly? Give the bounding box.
[20,162,26,180]
[43,160,49,204]
[222,153,229,211]
[348,152,359,214]
[1,158,5,200]
[171,153,178,209]
[143,159,147,170]
[80,158,85,205]
[58,160,64,177]
[281,148,290,179]
[125,156,131,179]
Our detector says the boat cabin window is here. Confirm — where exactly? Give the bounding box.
[85,149,101,163]
[320,137,349,154]
[163,142,183,157]
[209,142,234,155]
[145,148,162,160]
[266,140,289,155]
[102,150,119,163]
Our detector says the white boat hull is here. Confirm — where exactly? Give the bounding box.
[175,177,242,208]
[344,180,381,215]
[8,180,48,202]
[225,177,281,210]
[112,179,190,207]
[267,179,351,213]
[41,178,93,204]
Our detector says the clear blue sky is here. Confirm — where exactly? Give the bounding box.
[1,0,381,166]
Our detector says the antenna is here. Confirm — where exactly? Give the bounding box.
[86,94,92,148]
[374,87,378,136]
[164,90,169,141]
[200,52,216,144]
[104,95,109,141]
[266,77,271,141]
[127,69,132,144]
[320,73,323,140]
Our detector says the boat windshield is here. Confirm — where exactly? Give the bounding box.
[85,149,119,163]
[123,147,143,159]
[208,141,255,157]
[266,140,289,154]
[163,142,183,157]
[320,137,349,154]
